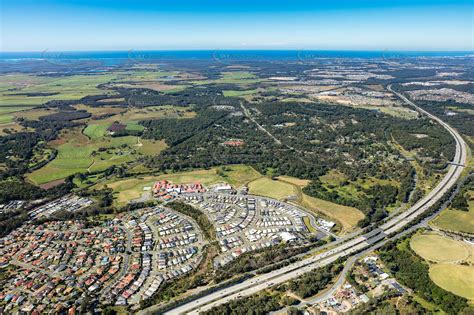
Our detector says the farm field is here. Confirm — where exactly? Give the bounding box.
[223,89,258,97]
[191,71,262,86]
[0,73,120,107]
[111,82,190,93]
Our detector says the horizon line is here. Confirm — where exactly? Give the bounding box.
[1,49,473,53]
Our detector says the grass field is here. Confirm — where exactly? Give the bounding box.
[299,194,364,232]
[303,217,317,233]
[125,121,145,132]
[218,165,262,187]
[277,176,310,187]
[14,108,60,120]
[83,123,110,139]
[0,73,120,106]
[27,128,166,185]
[192,71,262,86]
[432,191,474,234]
[248,177,299,200]
[410,233,470,263]
[410,232,474,301]
[223,89,258,97]
[429,264,474,300]
[73,104,125,116]
[0,114,13,124]
[0,70,195,121]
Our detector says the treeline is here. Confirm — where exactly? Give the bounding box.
[40,110,91,122]
[450,176,473,211]
[379,241,469,314]
[0,177,74,237]
[0,177,73,204]
[287,262,343,298]
[167,201,216,240]
[215,243,318,283]
[201,291,297,315]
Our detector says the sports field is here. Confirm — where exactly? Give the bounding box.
[410,233,470,263]
[429,264,474,300]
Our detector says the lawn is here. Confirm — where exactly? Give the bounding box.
[429,264,474,300]
[410,233,469,263]
[303,217,317,233]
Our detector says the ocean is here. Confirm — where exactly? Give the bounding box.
[0,50,472,62]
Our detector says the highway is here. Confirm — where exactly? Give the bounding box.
[163,86,467,315]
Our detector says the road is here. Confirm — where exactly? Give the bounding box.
[162,87,467,314]
[240,102,282,145]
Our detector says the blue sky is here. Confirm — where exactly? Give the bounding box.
[1,0,473,51]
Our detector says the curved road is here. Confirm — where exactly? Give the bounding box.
[156,87,467,315]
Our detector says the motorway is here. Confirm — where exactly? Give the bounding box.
[163,86,468,315]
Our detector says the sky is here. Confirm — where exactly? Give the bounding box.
[1,0,473,51]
